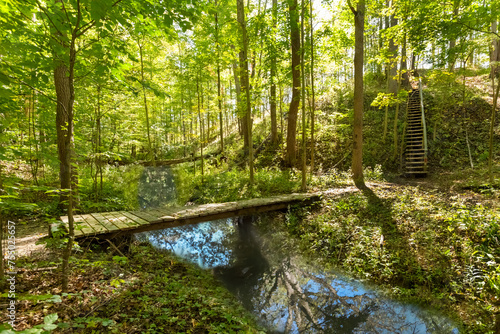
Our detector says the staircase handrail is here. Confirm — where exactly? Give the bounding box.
[418,78,428,167]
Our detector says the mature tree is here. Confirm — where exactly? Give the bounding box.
[285,0,301,167]
[269,0,279,146]
[237,0,254,184]
[348,0,366,189]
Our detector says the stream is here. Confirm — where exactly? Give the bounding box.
[133,166,459,333]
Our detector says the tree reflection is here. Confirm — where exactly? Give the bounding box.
[139,216,459,334]
[137,166,177,209]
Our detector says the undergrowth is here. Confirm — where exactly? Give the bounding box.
[285,185,500,333]
[0,243,264,333]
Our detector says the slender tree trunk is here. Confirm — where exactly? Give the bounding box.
[393,45,404,158]
[383,104,388,141]
[387,1,398,95]
[349,0,365,189]
[139,40,153,162]
[448,1,460,72]
[197,74,204,179]
[286,0,301,167]
[270,0,278,146]
[401,33,410,88]
[237,0,254,184]
[489,75,500,183]
[491,20,500,79]
[309,0,316,175]
[300,0,307,191]
[215,5,224,153]
[58,19,79,292]
[232,58,247,146]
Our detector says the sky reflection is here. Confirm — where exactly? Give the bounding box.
[136,217,459,334]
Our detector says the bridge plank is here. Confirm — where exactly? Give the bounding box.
[158,207,183,221]
[82,214,109,234]
[107,211,142,229]
[129,210,158,223]
[100,212,128,230]
[121,211,150,226]
[74,215,96,237]
[100,212,130,230]
[91,213,121,231]
[148,209,176,221]
[60,215,95,237]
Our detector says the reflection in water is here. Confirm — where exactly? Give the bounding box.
[137,166,177,209]
[136,217,459,334]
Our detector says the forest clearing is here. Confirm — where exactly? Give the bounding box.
[1,0,500,333]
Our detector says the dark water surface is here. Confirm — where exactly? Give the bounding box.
[135,166,459,333]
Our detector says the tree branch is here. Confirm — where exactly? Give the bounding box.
[347,0,356,15]
[111,0,125,8]
[35,0,66,39]
[60,0,73,31]
[457,20,500,38]
[76,20,96,38]
[4,73,57,103]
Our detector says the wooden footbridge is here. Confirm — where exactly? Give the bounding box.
[52,193,321,240]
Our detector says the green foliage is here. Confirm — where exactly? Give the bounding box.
[175,165,301,204]
[0,313,59,333]
[89,244,264,333]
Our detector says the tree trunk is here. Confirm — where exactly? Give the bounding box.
[309,0,316,175]
[232,58,247,146]
[197,74,204,179]
[489,75,500,183]
[138,39,153,163]
[57,23,78,292]
[401,33,410,89]
[387,1,398,95]
[300,0,306,191]
[448,1,460,72]
[491,20,500,79]
[349,0,365,189]
[55,64,73,204]
[237,0,254,184]
[270,0,278,146]
[285,0,301,167]
[215,5,224,153]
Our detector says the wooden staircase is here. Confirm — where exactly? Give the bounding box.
[404,86,428,176]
